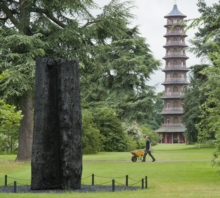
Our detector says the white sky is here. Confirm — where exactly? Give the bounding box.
[93,0,218,92]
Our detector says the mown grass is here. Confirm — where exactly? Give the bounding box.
[0,144,220,198]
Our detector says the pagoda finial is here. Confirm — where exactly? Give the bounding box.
[174,0,177,5]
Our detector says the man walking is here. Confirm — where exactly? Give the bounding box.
[142,135,156,162]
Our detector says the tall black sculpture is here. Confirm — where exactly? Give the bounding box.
[31,58,82,190]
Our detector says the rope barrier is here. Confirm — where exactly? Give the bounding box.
[129,180,142,186]
[7,176,29,181]
[114,181,125,186]
[94,175,125,179]
[82,175,92,179]
[128,176,141,182]
[95,181,112,185]
[1,174,148,189]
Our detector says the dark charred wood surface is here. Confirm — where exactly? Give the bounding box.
[31,58,82,190]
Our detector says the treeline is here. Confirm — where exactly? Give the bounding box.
[0,106,161,154]
[183,0,220,170]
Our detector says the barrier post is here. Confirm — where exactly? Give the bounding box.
[14,181,17,193]
[4,175,7,186]
[145,176,148,189]
[112,179,115,192]
[126,175,128,186]
[92,174,94,185]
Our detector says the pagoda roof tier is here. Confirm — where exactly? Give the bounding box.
[160,112,184,116]
[163,54,189,59]
[164,5,186,18]
[155,126,186,133]
[160,108,184,115]
[164,24,185,28]
[164,33,187,37]
[163,43,188,48]
[161,92,184,99]
[162,68,189,72]
[162,81,189,85]
[162,96,184,99]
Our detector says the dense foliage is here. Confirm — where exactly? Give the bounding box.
[81,25,161,124]
[188,0,220,57]
[91,108,129,152]
[82,109,103,154]
[0,100,23,153]
[187,0,220,170]
[182,64,208,144]
[0,0,164,157]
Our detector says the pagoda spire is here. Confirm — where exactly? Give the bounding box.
[174,0,177,5]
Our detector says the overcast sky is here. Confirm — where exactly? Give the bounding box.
[93,0,218,92]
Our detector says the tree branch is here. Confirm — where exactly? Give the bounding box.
[33,8,66,28]
[0,3,19,28]
[0,17,8,23]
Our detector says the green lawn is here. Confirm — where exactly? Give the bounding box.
[0,144,220,198]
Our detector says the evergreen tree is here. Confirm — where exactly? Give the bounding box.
[0,0,136,160]
[81,26,161,125]
[182,64,208,144]
[188,0,220,57]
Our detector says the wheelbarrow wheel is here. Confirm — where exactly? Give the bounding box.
[131,156,137,162]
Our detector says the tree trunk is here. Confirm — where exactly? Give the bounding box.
[17,95,33,161]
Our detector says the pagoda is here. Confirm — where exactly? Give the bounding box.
[155,3,189,143]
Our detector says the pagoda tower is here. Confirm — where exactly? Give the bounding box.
[155,3,189,143]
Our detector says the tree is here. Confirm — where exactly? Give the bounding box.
[195,51,220,143]
[188,0,220,58]
[187,0,220,171]
[0,100,23,153]
[0,0,136,160]
[81,26,161,125]
[182,64,208,144]
[82,109,104,154]
[92,108,129,151]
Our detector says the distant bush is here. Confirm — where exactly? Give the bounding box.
[92,108,129,152]
[82,109,104,154]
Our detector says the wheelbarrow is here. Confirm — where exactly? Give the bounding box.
[130,150,144,162]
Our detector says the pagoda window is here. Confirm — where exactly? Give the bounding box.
[181,61,184,66]
[174,60,177,65]
[173,101,178,108]
[173,86,178,92]
[173,117,178,124]
[166,117,170,124]
[173,73,178,78]
[173,48,177,52]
